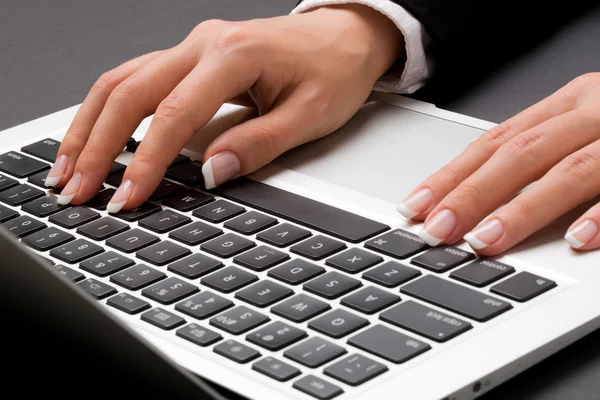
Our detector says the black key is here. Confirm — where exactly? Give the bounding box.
[79,251,135,277]
[0,184,44,206]
[77,278,117,300]
[214,339,261,364]
[210,305,270,335]
[192,199,245,223]
[2,215,46,237]
[126,140,141,153]
[324,354,388,387]
[293,375,343,400]
[51,264,85,283]
[214,178,389,243]
[451,259,516,287]
[267,259,325,285]
[26,170,52,188]
[235,280,294,307]
[141,307,186,330]
[21,138,61,162]
[365,229,429,259]
[201,233,256,259]
[110,264,166,290]
[304,271,362,299]
[163,189,214,212]
[111,202,161,222]
[401,275,512,322]
[169,154,191,168]
[491,271,556,302]
[50,238,104,263]
[284,336,347,368]
[109,161,127,175]
[84,189,115,211]
[0,174,19,191]
[77,217,129,241]
[168,253,223,279]
[139,210,191,233]
[169,221,223,246]
[0,151,49,178]
[165,160,204,186]
[49,206,101,229]
[233,245,290,271]
[107,293,151,315]
[411,246,476,273]
[176,323,222,347]
[105,169,124,187]
[380,300,472,342]
[142,276,199,304]
[271,293,330,323]
[106,228,160,253]
[326,248,383,274]
[0,204,18,223]
[252,357,301,382]
[362,261,421,288]
[22,226,74,251]
[201,266,258,293]
[246,321,307,351]
[21,195,68,217]
[291,235,346,261]
[341,286,400,314]
[348,324,430,364]
[308,309,369,339]
[224,211,277,235]
[149,179,184,201]
[257,222,312,248]
[136,240,191,266]
[175,291,234,319]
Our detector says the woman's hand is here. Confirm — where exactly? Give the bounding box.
[397,73,600,253]
[47,5,402,212]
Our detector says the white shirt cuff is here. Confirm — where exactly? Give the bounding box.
[290,0,434,94]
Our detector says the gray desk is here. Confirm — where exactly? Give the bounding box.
[2,1,599,398]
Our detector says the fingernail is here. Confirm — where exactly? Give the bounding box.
[397,188,433,219]
[202,151,241,189]
[56,172,82,205]
[45,154,68,187]
[464,218,504,250]
[565,219,599,249]
[418,209,457,246]
[107,179,133,213]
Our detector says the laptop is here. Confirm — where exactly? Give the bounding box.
[1,92,598,400]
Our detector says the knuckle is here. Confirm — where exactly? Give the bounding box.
[92,70,121,93]
[570,72,600,88]
[212,25,254,55]
[435,164,462,188]
[108,78,139,104]
[510,198,536,220]
[249,126,278,163]
[484,122,514,146]
[64,126,90,148]
[561,152,598,180]
[132,148,160,169]
[451,181,482,204]
[502,130,546,159]
[156,94,186,120]
[191,19,226,36]
[302,86,333,119]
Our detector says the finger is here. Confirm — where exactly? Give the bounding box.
[564,201,600,250]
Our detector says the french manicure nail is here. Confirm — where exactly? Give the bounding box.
[202,151,241,189]
[56,172,82,205]
[45,154,68,187]
[107,179,133,214]
[418,209,457,246]
[397,188,433,219]
[564,219,599,249]
[464,218,504,250]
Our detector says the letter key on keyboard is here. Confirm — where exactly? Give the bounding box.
[325,248,383,274]
[167,253,224,279]
[139,210,191,233]
[22,195,68,217]
[267,259,325,285]
[200,233,256,258]
[271,293,331,323]
[257,222,312,247]
[49,206,101,229]
[340,286,401,314]
[168,221,223,246]
[192,199,245,223]
[163,189,214,212]
[362,261,421,288]
[136,240,191,266]
[303,271,362,299]
[77,217,129,241]
[201,266,258,293]
[233,245,290,271]
[106,228,160,253]
[235,280,294,307]
[224,211,277,235]
[291,235,346,261]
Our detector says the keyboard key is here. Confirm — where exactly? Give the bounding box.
[304,271,362,299]
[126,139,140,153]
[83,188,115,211]
[176,323,222,347]
[365,229,429,259]
[325,248,383,274]
[169,154,191,168]
[348,324,430,364]
[79,251,135,277]
[168,253,223,279]
[291,235,346,260]
[149,179,184,201]
[192,199,245,223]
[0,174,19,191]
[308,309,369,339]
[267,259,325,285]
[77,217,129,241]
[77,278,117,300]
[21,138,61,162]
[106,228,160,253]
[380,300,472,342]
[163,189,214,212]
[341,286,400,314]
[107,292,151,314]
[246,320,307,351]
[0,204,18,223]
[2,215,46,237]
[109,161,127,175]
[271,293,330,323]
[22,226,74,251]
[210,305,270,335]
[111,202,161,221]
[165,160,204,186]
[136,240,191,266]
[214,339,261,364]
[284,336,347,368]
[201,233,256,258]
[411,246,476,273]
[0,151,49,178]
[175,291,233,319]
[169,221,223,246]
[21,195,68,217]
[0,184,44,206]
[142,276,199,304]
[139,210,191,234]
[49,206,100,229]
[105,169,125,187]
[50,238,104,264]
[224,211,277,235]
[401,275,512,322]
[51,264,85,283]
[201,266,258,293]
[324,354,388,387]
[491,271,556,302]
[110,264,166,290]
[362,261,421,288]
[252,357,301,382]
[451,259,516,287]
[235,280,294,307]
[26,170,52,188]
[257,222,312,248]
[141,307,186,330]
[293,375,343,400]
[233,245,290,271]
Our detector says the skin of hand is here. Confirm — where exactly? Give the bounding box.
[396,73,600,253]
[45,4,403,213]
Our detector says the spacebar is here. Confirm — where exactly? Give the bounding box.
[212,177,389,243]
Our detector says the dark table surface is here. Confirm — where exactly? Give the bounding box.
[2,1,599,399]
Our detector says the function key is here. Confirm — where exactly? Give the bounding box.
[235,279,294,308]
[451,259,516,287]
[50,238,104,264]
[163,189,214,212]
[490,271,556,302]
[284,336,347,368]
[340,286,400,314]
[0,204,18,223]
[0,174,18,191]
[192,199,245,223]
[110,202,161,222]
[0,184,45,206]
[210,305,270,335]
[291,235,346,260]
[348,324,430,364]
[365,229,429,259]
[136,240,191,266]
[22,226,74,251]
[2,215,46,237]
[85,188,115,210]
[165,160,204,186]
[303,271,362,299]
[106,228,160,253]
[308,309,369,339]
[175,291,233,319]
[141,307,186,330]
[213,339,261,364]
[271,293,330,323]
[224,211,277,235]
[168,253,224,279]
[200,232,256,258]
[51,264,85,283]
[142,276,199,305]
[176,323,222,347]
[362,261,421,288]
[169,220,223,246]
[246,320,307,351]
[77,217,129,241]
[267,259,325,285]
[324,354,388,387]
[21,138,61,162]
[326,248,383,274]
[252,357,301,382]
[169,154,191,169]
[201,266,258,293]
[149,179,184,201]
[110,264,166,290]
[139,209,191,233]
[233,245,289,271]
[0,151,49,178]
[77,278,117,300]
[107,292,151,314]
[411,246,475,273]
[21,195,68,217]
[293,375,343,400]
[257,222,311,247]
[79,251,135,277]
[49,206,100,229]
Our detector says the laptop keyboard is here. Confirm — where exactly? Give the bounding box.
[1,138,560,400]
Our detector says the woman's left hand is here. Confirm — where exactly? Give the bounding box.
[396,72,600,254]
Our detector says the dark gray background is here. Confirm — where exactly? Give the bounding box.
[1,1,599,399]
